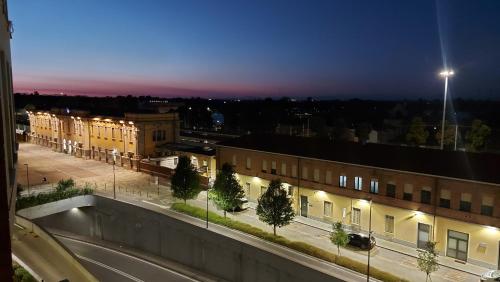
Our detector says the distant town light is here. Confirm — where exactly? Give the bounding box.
[128,121,134,125]
[104,118,112,122]
[119,120,124,124]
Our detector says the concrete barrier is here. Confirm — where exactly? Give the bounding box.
[15,215,98,282]
[32,196,357,282]
[17,195,96,219]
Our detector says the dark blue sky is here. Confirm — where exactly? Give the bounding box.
[10,0,500,99]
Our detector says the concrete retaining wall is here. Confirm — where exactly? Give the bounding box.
[33,196,348,282]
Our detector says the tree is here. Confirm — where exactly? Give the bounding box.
[435,122,455,148]
[210,163,245,217]
[417,241,439,282]
[256,179,295,235]
[465,119,491,152]
[355,122,372,144]
[406,117,429,146]
[330,221,349,256]
[171,156,201,203]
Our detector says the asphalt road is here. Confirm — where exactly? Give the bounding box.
[56,236,199,282]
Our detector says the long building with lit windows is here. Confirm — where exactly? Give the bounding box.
[216,134,500,270]
[27,109,180,166]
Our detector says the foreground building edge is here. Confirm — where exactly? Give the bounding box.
[0,0,15,279]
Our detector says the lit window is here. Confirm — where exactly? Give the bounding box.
[481,196,494,216]
[324,201,332,217]
[352,208,361,225]
[460,193,471,212]
[354,177,362,190]
[262,160,267,172]
[339,175,347,188]
[246,157,251,169]
[403,184,413,201]
[232,155,237,166]
[271,161,277,174]
[370,179,378,194]
[440,189,451,208]
[421,187,432,204]
[385,215,394,234]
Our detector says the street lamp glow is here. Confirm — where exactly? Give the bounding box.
[439,70,455,77]
[439,69,454,150]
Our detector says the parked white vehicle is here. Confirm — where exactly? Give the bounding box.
[481,270,500,282]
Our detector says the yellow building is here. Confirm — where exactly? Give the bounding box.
[217,134,500,270]
[28,109,180,167]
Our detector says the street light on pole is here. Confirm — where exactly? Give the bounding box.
[112,148,117,199]
[439,70,454,150]
[24,163,30,195]
[366,198,373,282]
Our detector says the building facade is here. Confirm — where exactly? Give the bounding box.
[217,135,500,270]
[28,109,180,164]
[0,0,15,278]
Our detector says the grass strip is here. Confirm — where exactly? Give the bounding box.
[171,203,407,282]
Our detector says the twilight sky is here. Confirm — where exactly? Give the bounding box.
[10,0,500,99]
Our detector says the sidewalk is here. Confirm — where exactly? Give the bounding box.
[291,215,488,276]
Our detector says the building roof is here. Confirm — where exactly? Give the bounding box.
[156,143,216,156]
[218,134,500,185]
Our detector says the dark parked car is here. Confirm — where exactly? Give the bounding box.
[348,233,376,250]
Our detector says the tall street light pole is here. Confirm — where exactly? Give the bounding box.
[24,164,30,195]
[367,198,373,282]
[439,70,454,150]
[112,148,117,199]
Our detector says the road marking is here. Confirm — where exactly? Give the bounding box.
[56,235,200,282]
[76,254,144,282]
[142,200,168,209]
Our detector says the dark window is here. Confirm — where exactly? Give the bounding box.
[439,198,450,208]
[459,201,471,212]
[386,184,396,198]
[421,190,431,204]
[403,192,412,201]
[152,130,157,141]
[481,205,493,216]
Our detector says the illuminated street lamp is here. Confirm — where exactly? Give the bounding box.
[439,70,454,150]
[112,148,118,199]
[361,197,373,282]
